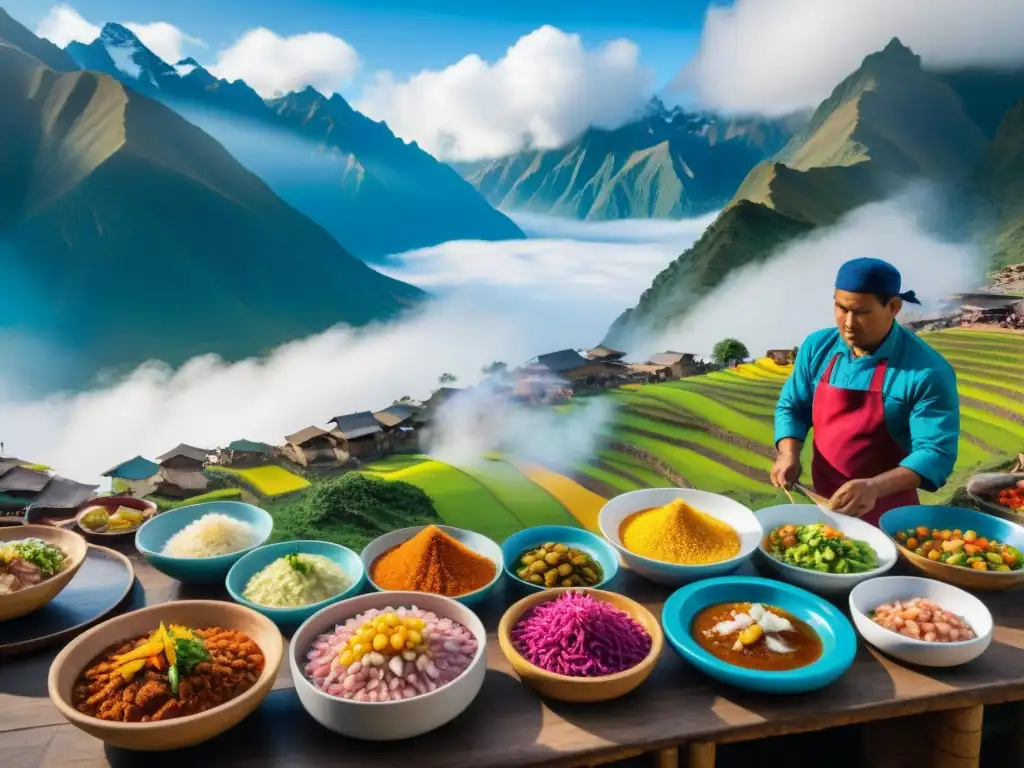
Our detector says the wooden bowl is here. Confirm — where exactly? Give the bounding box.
[48,600,284,751]
[76,496,158,536]
[0,525,89,620]
[497,588,663,703]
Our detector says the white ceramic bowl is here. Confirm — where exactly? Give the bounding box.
[849,576,993,668]
[289,590,487,741]
[598,488,761,586]
[754,504,898,596]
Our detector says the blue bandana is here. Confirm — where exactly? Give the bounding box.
[835,258,921,305]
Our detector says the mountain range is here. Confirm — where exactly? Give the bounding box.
[606,39,1024,347]
[62,22,525,260]
[0,10,423,390]
[459,99,799,220]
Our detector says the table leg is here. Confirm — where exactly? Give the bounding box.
[864,705,984,768]
[685,742,715,768]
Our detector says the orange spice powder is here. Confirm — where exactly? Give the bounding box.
[370,525,496,597]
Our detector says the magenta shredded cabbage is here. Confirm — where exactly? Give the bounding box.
[510,591,652,677]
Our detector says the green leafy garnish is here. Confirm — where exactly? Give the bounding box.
[173,636,210,675]
[168,665,180,696]
[0,538,66,575]
[284,552,308,573]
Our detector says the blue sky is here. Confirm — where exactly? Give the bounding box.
[6,0,711,90]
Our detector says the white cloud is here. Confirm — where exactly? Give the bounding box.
[208,28,359,98]
[646,188,986,359]
[124,21,205,64]
[0,215,705,483]
[355,25,653,161]
[681,0,1024,116]
[35,4,99,47]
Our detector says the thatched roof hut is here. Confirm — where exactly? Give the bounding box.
[283,427,347,467]
[329,412,383,440]
[586,345,627,362]
[156,444,210,470]
[155,468,210,499]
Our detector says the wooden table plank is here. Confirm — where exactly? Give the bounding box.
[3,542,1024,767]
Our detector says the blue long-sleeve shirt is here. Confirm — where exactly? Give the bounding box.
[774,323,960,492]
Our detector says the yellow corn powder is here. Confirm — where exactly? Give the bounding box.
[619,499,740,564]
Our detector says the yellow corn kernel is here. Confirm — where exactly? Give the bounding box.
[738,624,763,647]
[384,613,398,626]
[374,622,389,634]
[339,650,353,666]
[348,635,359,648]
[390,633,405,651]
[407,630,422,646]
[373,634,390,652]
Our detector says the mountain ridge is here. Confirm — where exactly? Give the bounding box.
[606,38,1024,348]
[61,21,525,260]
[0,32,424,390]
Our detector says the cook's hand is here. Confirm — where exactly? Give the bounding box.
[829,479,879,517]
[770,452,802,490]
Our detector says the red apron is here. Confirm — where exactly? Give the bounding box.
[811,353,919,527]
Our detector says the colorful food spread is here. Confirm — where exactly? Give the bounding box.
[370,525,496,597]
[242,552,352,608]
[304,606,478,701]
[80,506,147,533]
[514,542,603,587]
[0,538,68,594]
[868,598,977,643]
[620,499,739,565]
[766,523,878,574]
[692,602,822,671]
[894,526,1022,571]
[72,623,265,721]
[510,591,651,677]
[163,513,260,558]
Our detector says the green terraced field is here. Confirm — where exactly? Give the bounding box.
[584,329,1024,509]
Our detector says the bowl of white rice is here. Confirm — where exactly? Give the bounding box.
[135,501,273,583]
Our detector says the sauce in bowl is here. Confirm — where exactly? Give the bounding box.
[692,601,822,672]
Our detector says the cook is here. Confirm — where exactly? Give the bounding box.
[771,258,960,525]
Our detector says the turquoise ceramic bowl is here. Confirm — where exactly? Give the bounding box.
[501,525,620,592]
[226,540,366,627]
[662,576,857,694]
[361,525,503,608]
[135,501,273,583]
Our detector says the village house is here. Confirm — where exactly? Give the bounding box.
[766,348,798,365]
[525,349,628,391]
[646,352,701,380]
[585,345,627,363]
[0,465,51,518]
[102,456,161,497]
[373,404,426,451]
[220,439,277,467]
[155,444,211,498]
[329,412,387,461]
[25,476,99,524]
[283,426,348,467]
[625,362,674,382]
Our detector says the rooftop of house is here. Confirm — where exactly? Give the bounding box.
[156,444,210,464]
[102,455,161,480]
[586,345,626,361]
[536,349,592,374]
[373,403,424,428]
[329,411,383,439]
[285,426,334,446]
[26,476,98,510]
[0,466,51,493]
[226,439,276,455]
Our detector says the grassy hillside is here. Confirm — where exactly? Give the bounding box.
[155,329,1021,545]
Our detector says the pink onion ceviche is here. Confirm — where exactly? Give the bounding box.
[510,591,652,677]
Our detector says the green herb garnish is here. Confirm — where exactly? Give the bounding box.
[168,664,181,696]
[285,552,308,573]
[0,538,66,575]
[173,636,211,676]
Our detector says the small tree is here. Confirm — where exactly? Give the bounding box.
[437,373,458,386]
[712,338,749,365]
[393,395,412,405]
[481,361,507,376]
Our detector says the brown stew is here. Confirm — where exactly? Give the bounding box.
[691,602,822,672]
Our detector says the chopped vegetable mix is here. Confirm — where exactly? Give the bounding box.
[993,481,1024,512]
[0,538,67,576]
[894,526,1022,572]
[766,523,878,574]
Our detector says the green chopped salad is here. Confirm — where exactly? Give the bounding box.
[766,523,878,574]
[0,538,67,575]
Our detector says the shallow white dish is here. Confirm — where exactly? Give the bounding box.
[289,590,487,741]
[754,504,898,596]
[598,488,761,586]
[849,576,993,668]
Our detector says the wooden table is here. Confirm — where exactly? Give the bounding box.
[4,543,1024,768]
